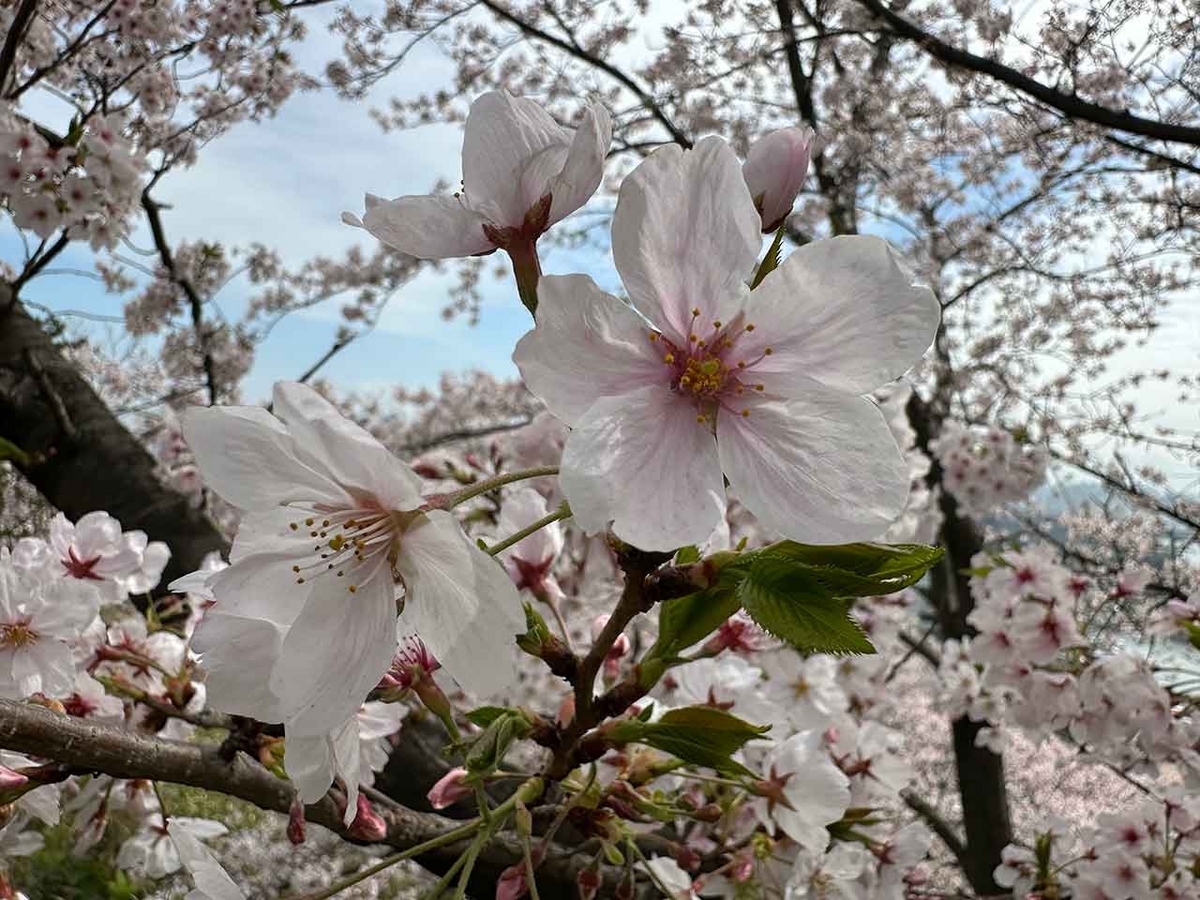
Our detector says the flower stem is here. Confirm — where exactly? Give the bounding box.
[487,502,572,557]
[289,818,483,900]
[441,466,559,510]
[506,239,542,317]
[522,835,542,900]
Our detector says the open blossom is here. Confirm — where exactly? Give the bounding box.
[116,814,227,879]
[178,382,523,736]
[166,820,245,900]
[514,137,939,550]
[495,487,564,604]
[0,549,99,699]
[742,126,814,232]
[752,731,850,849]
[357,91,611,261]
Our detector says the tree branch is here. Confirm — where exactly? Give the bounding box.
[0,700,644,899]
[853,0,1200,147]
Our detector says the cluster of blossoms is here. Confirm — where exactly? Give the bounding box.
[930,546,1200,897]
[931,421,1048,516]
[0,106,143,250]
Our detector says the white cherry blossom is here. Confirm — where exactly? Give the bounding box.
[514,137,939,551]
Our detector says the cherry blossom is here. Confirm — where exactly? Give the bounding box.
[359,90,611,276]
[179,381,524,735]
[751,731,850,849]
[742,126,814,232]
[514,137,939,550]
[0,549,99,699]
[166,819,246,900]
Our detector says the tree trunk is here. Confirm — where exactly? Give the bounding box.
[909,392,1014,895]
[0,285,228,583]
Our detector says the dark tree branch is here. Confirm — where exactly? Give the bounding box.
[853,0,1200,147]
[0,0,39,95]
[476,0,693,148]
[0,700,644,899]
[142,192,220,406]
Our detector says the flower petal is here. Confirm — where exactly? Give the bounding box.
[191,610,287,723]
[548,103,612,225]
[513,274,665,425]
[182,406,345,511]
[361,194,493,259]
[716,387,909,543]
[462,91,570,226]
[271,383,423,509]
[396,511,524,697]
[560,385,726,551]
[611,136,761,344]
[271,566,398,736]
[741,236,940,396]
[167,820,245,900]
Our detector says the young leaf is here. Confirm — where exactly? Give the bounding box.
[749,541,943,598]
[465,711,531,774]
[611,706,769,776]
[646,582,743,662]
[736,557,875,655]
[465,706,516,728]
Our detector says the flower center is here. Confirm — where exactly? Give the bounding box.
[0,621,37,649]
[63,547,105,580]
[650,309,772,424]
[287,505,402,594]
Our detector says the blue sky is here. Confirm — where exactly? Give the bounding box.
[3,5,1197,487]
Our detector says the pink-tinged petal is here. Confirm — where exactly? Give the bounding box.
[397,512,524,697]
[272,383,423,509]
[742,127,813,232]
[462,91,571,225]
[559,385,726,551]
[716,387,909,543]
[497,487,563,565]
[548,103,612,225]
[611,136,761,344]
[270,565,398,737]
[742,236,940,396]
[183,406,346,511]
[191,610,287,723]
[361,194,493,259]
[513,274,665,424]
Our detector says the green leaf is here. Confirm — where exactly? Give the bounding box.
[646,581,742,662]
[515,601,555,658]
[465,710,530,774]
[611,706,769,776]
[748,541,943,598]
[465,706,515,728]
[674,545,701,565]
[736,556,875,655]
[749,226,786,289]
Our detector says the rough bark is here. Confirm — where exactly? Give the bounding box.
[908,392,1014,895]
[0,285,228,583]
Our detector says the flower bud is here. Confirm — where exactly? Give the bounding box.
[287,797,306,845]
[348,795,387,842]
[576,865,601,900]
[496,862,529,900]
[0,766,28,791]
[742,126,814,232]
[426,767,472,810]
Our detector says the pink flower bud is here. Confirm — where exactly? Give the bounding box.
[0,766,28,790]
[556,693,575,727]
[576,867,601,900]
[348,795,387,842]
[427,767,471,810]
[742,126,814,232]
[496,862,529,900]
[287,797,306,845]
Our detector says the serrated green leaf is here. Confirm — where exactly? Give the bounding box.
[749,226,786,289]
[736,557,875,655]
[746,541,943,598]
[611,706,769,776]
[674,545,701,565]
[465,706,515,728]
